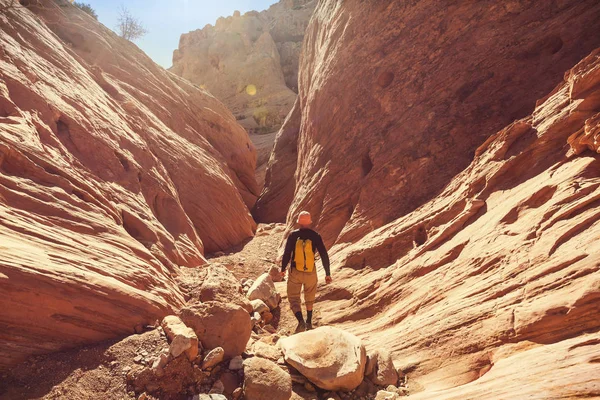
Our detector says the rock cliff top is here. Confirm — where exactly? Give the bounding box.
[170,0,316,134]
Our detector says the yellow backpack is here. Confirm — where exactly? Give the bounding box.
[294,238,315,272]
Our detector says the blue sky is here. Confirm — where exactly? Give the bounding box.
[83,0,277,68]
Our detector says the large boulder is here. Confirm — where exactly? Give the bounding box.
[180,302,252,357]
[247,273,281,310]
[161,315,199,360]
[243,356,292,400]
[190,264,253,313]
[279,326,366,391]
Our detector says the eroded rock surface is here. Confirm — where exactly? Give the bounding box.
[258,0,600,243]
[0,0,257,369]
[318,49,600,398]
[171,0,316,134]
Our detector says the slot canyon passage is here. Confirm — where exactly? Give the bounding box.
[1,0,600,399]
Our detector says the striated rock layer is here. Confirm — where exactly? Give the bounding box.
[319,50,600,398]
[0,0,258,369]
[171,0,316,134]
[258,0,600,247]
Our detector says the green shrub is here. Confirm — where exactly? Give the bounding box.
[74,2,97,20]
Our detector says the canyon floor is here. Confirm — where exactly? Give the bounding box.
[0,224,329,400]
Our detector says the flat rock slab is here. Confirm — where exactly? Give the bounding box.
[279,326,366,391]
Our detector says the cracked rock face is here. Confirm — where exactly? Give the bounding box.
[180,302,253,358]
[0,0,257,370]
[170,0,316,134]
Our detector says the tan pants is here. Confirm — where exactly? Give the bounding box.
[287,267,318,313]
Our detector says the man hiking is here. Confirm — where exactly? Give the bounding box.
[281,211,332,331]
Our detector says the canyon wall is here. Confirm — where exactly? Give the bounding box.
[170,0,316,134]
[0,0,257,369]
[257,0,600,247]
[319,48,600,398]
[256,2,600,396]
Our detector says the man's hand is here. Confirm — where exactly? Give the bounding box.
[280,270,287,280]
[325,275,332,284]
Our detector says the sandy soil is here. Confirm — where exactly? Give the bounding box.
[0,330,164,400]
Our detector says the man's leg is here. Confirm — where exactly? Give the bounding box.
[303,271,318,329]
[287,269,305,329]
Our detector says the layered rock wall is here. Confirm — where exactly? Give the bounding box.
[256,2,600,396]
[0,0,257,369]
[319,49,600,398]
[258,0,600,247]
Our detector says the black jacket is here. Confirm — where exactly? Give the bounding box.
[281,228,331,276]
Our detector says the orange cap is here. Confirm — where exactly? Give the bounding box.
[297,211,312,225]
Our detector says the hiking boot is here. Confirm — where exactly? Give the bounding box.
[295,321,306,333]
[306,322,313,330]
